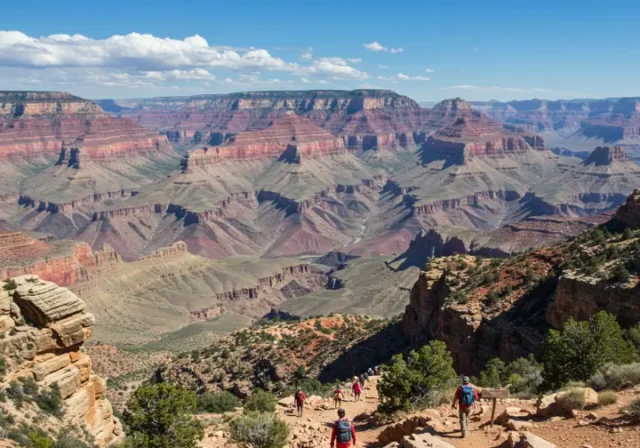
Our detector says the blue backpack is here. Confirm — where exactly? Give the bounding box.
[460,385,475,406]
[336,419,352,443]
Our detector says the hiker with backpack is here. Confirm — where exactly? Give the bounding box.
[358,373,366,389]
[294,389,307,418]
[351,378,361,401]
[333,385,344,408]
[331,408,356,448]
[451,376,478,438]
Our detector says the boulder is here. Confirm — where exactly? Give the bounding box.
[507,420,534,431]
[496,407,531,425]
[377,416,432,445]
[508,431,557,448]
[278,396,295,407]
[12,277,86,325]
[403,433,456,448]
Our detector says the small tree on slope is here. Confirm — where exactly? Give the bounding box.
[378,340,457,414]
[123,383,203,448]
[544,311,635,390]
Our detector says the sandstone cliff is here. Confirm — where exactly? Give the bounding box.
[0,231,122,287]
[0,275,123,445]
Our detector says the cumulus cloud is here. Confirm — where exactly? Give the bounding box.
[363,41,403,53]
[304,57,368,80]
[425,68,435,73]
[0,31,369,90]
[378,73,430,82]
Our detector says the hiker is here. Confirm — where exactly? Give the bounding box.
[333,385,344,408]
[358,373,365,388]
[331,408,357,448]
[451,376,478,438]
[352,378,361,401]
[367,367,374,377]
[295,388,307,418]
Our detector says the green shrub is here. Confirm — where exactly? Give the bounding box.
[588,362,640,390]
[124,383,203,448]
[543,311,635,390]
[598,390,618,406]
[377,340,457,414]
[7,380,25,408]
[556,388,586,410]
[28,432,54,448]
[505,355,544,394]
[611,264,630,283]
[197,391,240,413]
[477,358,505,388]
[2,279,17,291]
[21,377,39,396]
[244,390,276,413]
[35,383,63,417]
[626,399,640,419]
[230,412,290,448]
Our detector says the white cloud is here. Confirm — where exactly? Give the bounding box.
[378,73,430,82]
[0,31,299,73]
[0,31,369,90]
[304,57,368,80]
[363,41,403,53]
[346,58,362,63]
[441,85,553,93]
[425,68,435,73]
[364,41,386,52]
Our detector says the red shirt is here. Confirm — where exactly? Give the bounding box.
[331,419,356,448]
[295,391,307,404]
[455,386,479,410]
[352,382,361,394]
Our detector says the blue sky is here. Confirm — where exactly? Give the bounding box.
[0,0,639,101]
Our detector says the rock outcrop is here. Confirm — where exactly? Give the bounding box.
[0,231,122,287]
[0,275,123,445]
[0,91,173,162]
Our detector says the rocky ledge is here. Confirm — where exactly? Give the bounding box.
[1,275,123,445]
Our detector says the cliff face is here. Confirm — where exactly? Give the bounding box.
[0,231,123,287]
[0,91,173,163]
[401,255,550,374]
[179,113,345,168]
[0,275,123,445]
[401,190,640,373]
[103,89,435,150]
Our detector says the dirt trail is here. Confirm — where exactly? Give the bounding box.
[277,377,640,448]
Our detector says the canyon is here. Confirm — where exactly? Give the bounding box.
[401,189,640,374]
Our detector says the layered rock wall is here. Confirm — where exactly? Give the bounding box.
[0,275,123,445]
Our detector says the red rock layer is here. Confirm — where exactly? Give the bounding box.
[108,90,436,150]
[0,91,173,162]
[180,114,344,170]
[422,113,544,164]
[0,231,122,287]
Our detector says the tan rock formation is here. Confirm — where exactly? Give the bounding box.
[0,275,123,446]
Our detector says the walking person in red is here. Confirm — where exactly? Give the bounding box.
[333,386,344,408]
[451,376,478,438]
[331,408,356,448]
[294,388,307,418]
[351,378,361,402]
